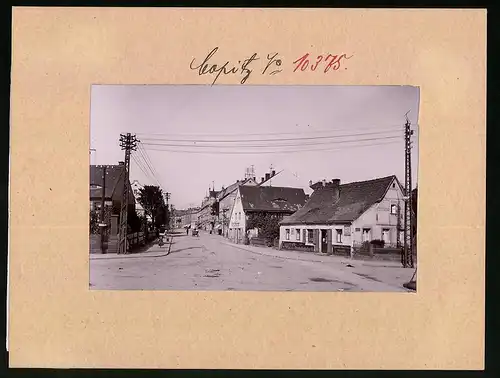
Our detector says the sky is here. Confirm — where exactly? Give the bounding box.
[90,85,420,210]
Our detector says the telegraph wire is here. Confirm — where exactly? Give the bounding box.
[138,130,404,144]
[135,147,163,189]
[141,140,402,155]
[137,143,163,186]
[131,153,156,184]
[140,145,164,190]
[134,123,413,138]
[141,135,403,149]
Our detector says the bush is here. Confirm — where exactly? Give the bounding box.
[370,239,385,248]
[246,212,282,242]
[90,209,100,234]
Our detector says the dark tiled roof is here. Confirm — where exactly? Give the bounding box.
[217,178,251,199]
[239,186,307,213]
[280,175,398,225]
[89,165,135,204]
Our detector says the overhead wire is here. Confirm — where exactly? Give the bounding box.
[135,146,163,188]
[137,129,404,144]
[137,143,163,185]
[131,153,156,183]
[141,139,402,155]
[140,134,403,149]
[134,123,414,138]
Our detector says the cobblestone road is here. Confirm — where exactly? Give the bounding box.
[90,231,413,292]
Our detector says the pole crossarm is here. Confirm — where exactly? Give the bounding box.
[118,133,139,254]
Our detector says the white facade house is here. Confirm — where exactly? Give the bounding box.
[130,180,151,220]
[228,185,307,244]
[279,176,405,255]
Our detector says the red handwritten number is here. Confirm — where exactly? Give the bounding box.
[294,53,351,73]
[310,55,323,71]
[293,53,310,72]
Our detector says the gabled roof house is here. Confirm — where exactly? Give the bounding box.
[279,175,406,254]
[90,163,135,212]
[228,185,307,244]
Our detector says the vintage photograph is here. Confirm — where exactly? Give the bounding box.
[89,85,419,292]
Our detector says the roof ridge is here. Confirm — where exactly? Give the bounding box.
[339,175,395,187]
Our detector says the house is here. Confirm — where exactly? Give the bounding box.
[130,180,150,220]
[215,168,287,237]
[216,177,259,236]
[279,175,406,255]
[174,207,201,229]
[257,168,313,197]
[89,162,136,236]
[228,185,307,244]
[197,189,221,231]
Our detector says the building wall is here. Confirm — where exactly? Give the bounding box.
[279,224,353,253]
[351,181,404,246]
[218,180,257,237]
[228,190,246,243]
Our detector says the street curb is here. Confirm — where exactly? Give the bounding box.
[222,242,330,264]
[222,241,406,268]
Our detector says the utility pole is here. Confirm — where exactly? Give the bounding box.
[396,201,401,249]
[164,192,170,229]
[100,165,107,253]
[118,133,139,254]
[402,115,414,268]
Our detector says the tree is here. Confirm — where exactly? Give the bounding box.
[246,212,282,242]
[128,209,142,233]
[137,185,165,229]
[210,201,220,216]
[155,204,170,230]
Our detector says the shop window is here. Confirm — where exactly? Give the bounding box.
[307,229,314,243]
[336,229,343,243]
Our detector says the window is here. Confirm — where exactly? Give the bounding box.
[296,229,301,241]
[392,183,396,188]
[285,229,290,240]
[382,228,390,244]
[362,228,371,242]
[391,204,397,214]
[336,229,343,243]
[307,229,314,243]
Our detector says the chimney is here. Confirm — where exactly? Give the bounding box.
[265,173,270,181]
[330,179,341,203]
[272,170,276,176]
[118,161,124,165]
[261,177,265,183]
[253,176,256,181]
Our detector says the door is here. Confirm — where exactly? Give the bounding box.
[382,228,390,245]
[321,230,328,253]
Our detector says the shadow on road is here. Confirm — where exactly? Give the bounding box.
[168,246,199,254]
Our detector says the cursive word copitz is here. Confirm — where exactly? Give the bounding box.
[189,47,259,85]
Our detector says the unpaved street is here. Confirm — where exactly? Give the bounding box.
[90,231,413,292]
